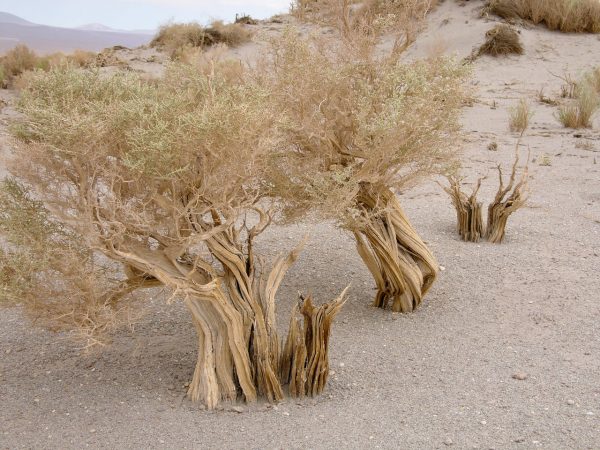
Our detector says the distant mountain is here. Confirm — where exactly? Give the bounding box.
[77,23,154,35]
[0,11,35,26]
[0,12,153,54]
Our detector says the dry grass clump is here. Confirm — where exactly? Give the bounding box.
[150,21,252,59]
[509,98,533,133]
[557,84,599,128]
[487,0,600,33]
[557,71,600,128]
[478,24,523,56]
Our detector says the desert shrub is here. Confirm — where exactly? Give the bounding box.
[0,65,6,88]
[3,55,348,409]
[509,98,533,133]
[0,44,37,78]
[69,49,97,67]
[150,21,252,59]
[487,0,600,33]
[479,24,523,56]
[263,31,468,312]
[0,46,98,87]
[235,14,258,25]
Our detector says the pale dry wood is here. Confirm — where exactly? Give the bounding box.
[353,183,438,313]
[442,177,484,242]
[486,154,529,243]
[441,151,528,244]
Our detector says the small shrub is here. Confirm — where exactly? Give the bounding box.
[538,153,552,166]
[150,21,252,59]
[69,49,97,67]
[205,20,253,47]
[479,24,523,56]
[235,14,258,25]
[509,98,533,133]
[537,88,558,106]
[0,65,6,88]
[487,0,600,33]
[0,44,37,78]
[557,81,599,128]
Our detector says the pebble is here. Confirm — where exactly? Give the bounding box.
[231,406,244,413]
[512,372,528,380]
[443,438,454,446]
[567,399,575,406]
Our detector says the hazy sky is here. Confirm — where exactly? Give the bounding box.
[0,0,291,30]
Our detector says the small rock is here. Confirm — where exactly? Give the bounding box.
[443,438,454,446]
[567,399,575,406]
[514,437,525,443]
[89,429,96,433]
[282,411,290,416]
[440,266,446,271]
[339,362,345,367]
[480,420,487,425]
[512,372,528,380]
[231,406,244,413]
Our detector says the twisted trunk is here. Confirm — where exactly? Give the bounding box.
[107,237,348,409]
[443,177,484,242]
[352,183,438,313]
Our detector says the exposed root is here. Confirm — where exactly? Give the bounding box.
[182,232,348,409]
[442,151,528,244]
[280,288,348,398]
[442,177,484,242]
[352,183,438,313]
[486,155,529,243]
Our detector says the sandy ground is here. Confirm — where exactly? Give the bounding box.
[1,2,600,449]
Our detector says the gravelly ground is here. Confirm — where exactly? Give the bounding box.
[1,3,600,449]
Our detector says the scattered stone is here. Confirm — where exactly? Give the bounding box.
[567,399,575,406]
[231,406,244,413]
[514,437,525,443]
[443,438,454,446]
[512,372,528,380]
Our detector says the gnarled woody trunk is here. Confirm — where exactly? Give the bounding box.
[108,234,347,410]
[352,183,438,313]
